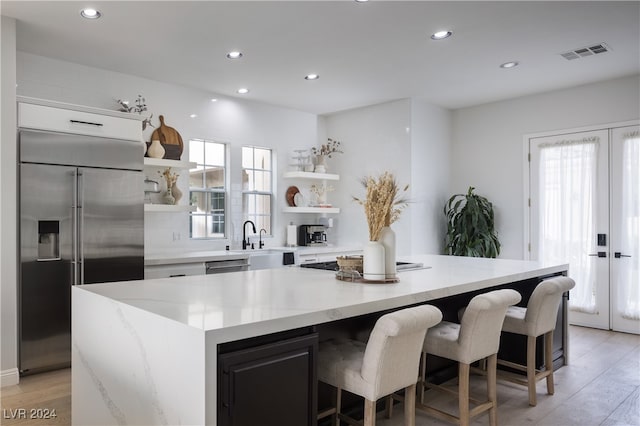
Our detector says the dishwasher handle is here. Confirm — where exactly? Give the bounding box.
[205,258,250,274]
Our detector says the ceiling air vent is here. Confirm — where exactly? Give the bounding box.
[560,43,611,60]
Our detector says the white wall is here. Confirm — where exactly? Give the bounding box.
[323,99,452,256]
[452,74,640,259]
[16,52,321,254]
[410,98,451,255]
[1,16,19,386]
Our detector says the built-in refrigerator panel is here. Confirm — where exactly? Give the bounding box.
[20,163,76,372]
[80,168,144,284]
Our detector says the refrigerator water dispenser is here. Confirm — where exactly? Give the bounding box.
[37,220,60,261]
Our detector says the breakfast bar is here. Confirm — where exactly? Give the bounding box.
[71,255,568,426]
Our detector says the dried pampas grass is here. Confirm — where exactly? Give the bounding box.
[353,172,409,241]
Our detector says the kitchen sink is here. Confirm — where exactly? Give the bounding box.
[228,249,292,271]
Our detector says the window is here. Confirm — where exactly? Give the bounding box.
[242,146,273,234]
[189,139,227,239]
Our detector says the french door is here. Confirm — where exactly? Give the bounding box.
[529,124,639,334]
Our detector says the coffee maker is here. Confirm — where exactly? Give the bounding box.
[298,224,328,246]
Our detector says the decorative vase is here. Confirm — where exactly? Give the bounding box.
[314,155,327,173]
[171,182,182,204]
[379,226,397,279]
[163,186,175,205]
[363,240,385,280]
[147,139,165,159]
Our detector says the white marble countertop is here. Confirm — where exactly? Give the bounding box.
[79,255,567,343]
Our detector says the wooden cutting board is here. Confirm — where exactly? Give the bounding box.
[150,115,183,160]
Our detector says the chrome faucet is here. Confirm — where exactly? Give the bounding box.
[242,220,256,250]
[259,228,267,249]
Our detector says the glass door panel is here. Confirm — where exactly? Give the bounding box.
[610,125,640,334]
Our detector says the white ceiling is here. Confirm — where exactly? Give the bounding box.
[2,1,639,115]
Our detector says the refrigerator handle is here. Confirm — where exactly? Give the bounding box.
[72,170,79,285]
[78,170,85,285]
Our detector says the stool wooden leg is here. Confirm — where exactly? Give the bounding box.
[385,395,393,419]
[527,335,537,406]
[487,354,498,426]
[419,352,426,403]
[545,331,555,395]
[459,362,470,426]
[335,387,342,426]
[404,383,416,426]
[364,398,377,426]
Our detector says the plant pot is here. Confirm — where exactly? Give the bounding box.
[314,155,327,173]
[363,240,385,280]
[171,182,182,204]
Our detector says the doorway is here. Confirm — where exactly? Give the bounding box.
[528,122,639,334]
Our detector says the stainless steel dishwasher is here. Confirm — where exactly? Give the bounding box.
[205,258,250,274]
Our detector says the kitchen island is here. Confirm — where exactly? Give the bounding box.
[71,255,568,426]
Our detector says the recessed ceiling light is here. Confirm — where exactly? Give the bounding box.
[355,0,369,2]
[226,51,243,59]
[189,114,198,118]
[431,30,452,40]
[80,8,101,19]
[305,74,320,80]
[237,88,249,94]
[211,98,218,102]
[500,61,519,69]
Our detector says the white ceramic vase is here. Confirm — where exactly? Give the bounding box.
[314,155,327,173]
[379,226,397,279]
[147,139,165,159]
[363,240,385,281]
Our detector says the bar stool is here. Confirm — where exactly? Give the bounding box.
[499,276,575,406]
[317,304,442,426]
[418,289,521,426]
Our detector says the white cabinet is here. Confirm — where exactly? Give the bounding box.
[18,98,143,141]
[144,158,197,212]
[282,171,340,214]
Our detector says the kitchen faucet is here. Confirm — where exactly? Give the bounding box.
[242,220,256,250]
[259,228,267,249]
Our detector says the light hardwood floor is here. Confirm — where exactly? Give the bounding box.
[0,326,638,426]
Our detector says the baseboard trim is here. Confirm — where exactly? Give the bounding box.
[1,368,19,387]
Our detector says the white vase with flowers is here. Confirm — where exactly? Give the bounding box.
[353,172,409,280]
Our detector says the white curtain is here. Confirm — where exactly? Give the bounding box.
[619,133,640,320]
[539,138,598,313]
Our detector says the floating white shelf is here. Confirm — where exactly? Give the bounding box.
[144,158,196,169]
[282,171,339,181]
[144,204,197,213]
[282,206,340,214]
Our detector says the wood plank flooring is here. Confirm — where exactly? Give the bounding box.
[0,326,638,426]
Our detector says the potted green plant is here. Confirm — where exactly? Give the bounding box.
[444,186,500,258]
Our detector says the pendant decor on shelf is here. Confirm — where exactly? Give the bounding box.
[171,182,183,204]
[353,171,409,282]
[158,167,179,205]
[147,139,165,159]
[311,138,343,173]
[151,115,184,160]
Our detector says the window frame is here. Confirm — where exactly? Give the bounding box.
[189,138,229,240]
[242,145,274,236]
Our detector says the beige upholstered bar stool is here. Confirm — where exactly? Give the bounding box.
[317,304,442,426]
[499,276,575,406]
[418,289,521,426]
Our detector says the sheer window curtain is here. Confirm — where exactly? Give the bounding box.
[539,138,598,313]
[619,132,640,320]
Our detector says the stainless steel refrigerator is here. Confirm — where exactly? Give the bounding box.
[19,129,144,374]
